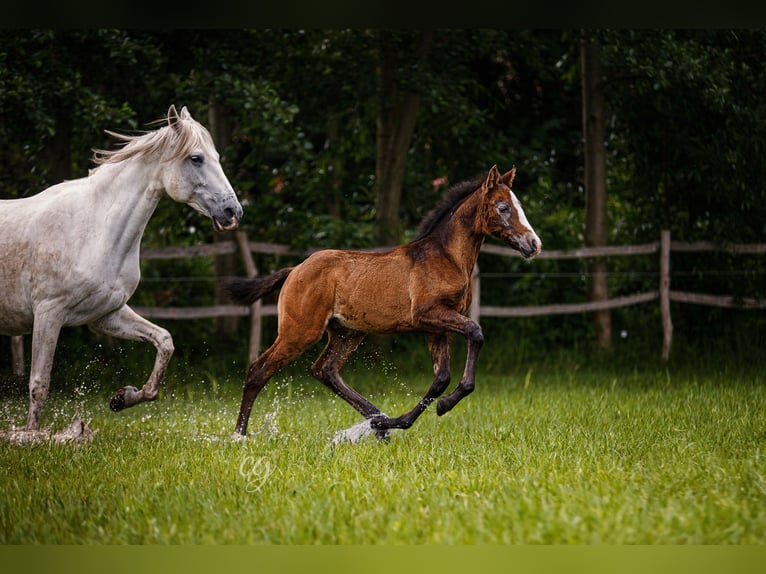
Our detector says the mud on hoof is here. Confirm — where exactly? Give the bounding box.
[109,386,140,412]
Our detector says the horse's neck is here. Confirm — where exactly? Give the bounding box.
[88,160,163,257]
[440,194,485,274]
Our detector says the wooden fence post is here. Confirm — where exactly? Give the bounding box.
[11,335,24,377]
[470,264,481,322]
[660,229,673,361]
[235,232,262,363]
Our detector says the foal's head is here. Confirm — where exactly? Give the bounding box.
[479,165,541,258]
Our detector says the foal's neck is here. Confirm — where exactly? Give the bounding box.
[440,190,485,274]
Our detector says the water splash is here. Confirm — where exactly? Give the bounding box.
[331,419,377,444]
[260,411,279,437]
[331,413,392,445]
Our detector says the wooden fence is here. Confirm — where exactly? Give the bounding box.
[7,230,766,373]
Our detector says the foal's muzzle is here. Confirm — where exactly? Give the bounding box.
[518,233,542,259]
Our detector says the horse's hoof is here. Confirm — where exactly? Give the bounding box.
[374,428,391,441]
[436,398,449,416]
[369,414,391,430]
[109,386,139,411]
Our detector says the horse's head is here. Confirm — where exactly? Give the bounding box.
[479,165,541,258]
[160,105,243,232]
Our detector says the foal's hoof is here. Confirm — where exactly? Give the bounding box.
[374,428,391,441]
[369,415,393,441]
[436,398,450,416]
[109,386,139,412]
[369,414,391,430]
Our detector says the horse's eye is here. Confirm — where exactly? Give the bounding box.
[189,154,204,166]
[497,203,511,214]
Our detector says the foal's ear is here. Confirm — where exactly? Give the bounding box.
[483,165,502,189]
[502,166,516,188]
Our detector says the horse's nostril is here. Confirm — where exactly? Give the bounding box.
[224,207,235,219]
[530,238,538,251]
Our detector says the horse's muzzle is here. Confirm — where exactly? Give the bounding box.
[519,234,542,259]
[213,215,240,232]
[212,204,243,232]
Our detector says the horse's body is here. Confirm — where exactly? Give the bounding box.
[0,105,242,430]
[226,165,540,438]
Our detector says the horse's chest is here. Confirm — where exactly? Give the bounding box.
[444,284,470,312]
[38,257,137,323]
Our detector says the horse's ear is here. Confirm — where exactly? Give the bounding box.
[483,165,502,189]
[168,105,181,132]
[179,106,191,120]
[502,166,516,188]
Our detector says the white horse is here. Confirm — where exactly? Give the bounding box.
[0,105,243,430]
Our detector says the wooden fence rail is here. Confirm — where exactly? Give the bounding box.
[8,230,766,372]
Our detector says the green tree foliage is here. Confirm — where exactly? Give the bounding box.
[2,29,765,360]
[602,30,766,244]
[0,30,165,195]
[598,30,766,350]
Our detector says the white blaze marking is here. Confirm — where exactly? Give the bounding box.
[509,189,541,252]
[509,190,533,231]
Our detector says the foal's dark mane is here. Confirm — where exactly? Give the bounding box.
[412,177,483,242]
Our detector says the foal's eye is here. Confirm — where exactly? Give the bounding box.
[189,154,204,166]
[497,203,511,214]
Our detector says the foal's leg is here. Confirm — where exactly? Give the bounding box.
[371,333,452,432]
[234,340,306,436]
[310,325,382,419]
[435,317,483,416]
[25,307,65,430]
[395,307,484,419]
[89,305,175,411]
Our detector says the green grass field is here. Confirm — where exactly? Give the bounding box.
[1,355,765,544]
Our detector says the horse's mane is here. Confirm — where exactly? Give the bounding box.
[412,176,483,241]
[90,113,213,166]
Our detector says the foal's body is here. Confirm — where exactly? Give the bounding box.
[227,165,540,437]
[282,246,473,334]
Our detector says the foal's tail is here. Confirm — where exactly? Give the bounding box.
[224,267,294,305]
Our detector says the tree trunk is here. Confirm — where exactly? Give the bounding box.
[208,99,240,339]
[581,38,612,349]
[374,30,433,247]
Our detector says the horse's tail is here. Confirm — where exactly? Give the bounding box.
[224,267,294,305]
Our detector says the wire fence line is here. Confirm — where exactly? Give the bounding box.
[136,268,766,282]
[7,230,766,374]
[133,230,766,361]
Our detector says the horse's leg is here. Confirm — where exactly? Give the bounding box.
[310,324,396,439]
[25,308,65,430]
[435,317,483,416]
[371,332,452,432]
[89,305,175,411]
[235,340,309,436]
[309,324,387,415]
[394,308,484,419]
